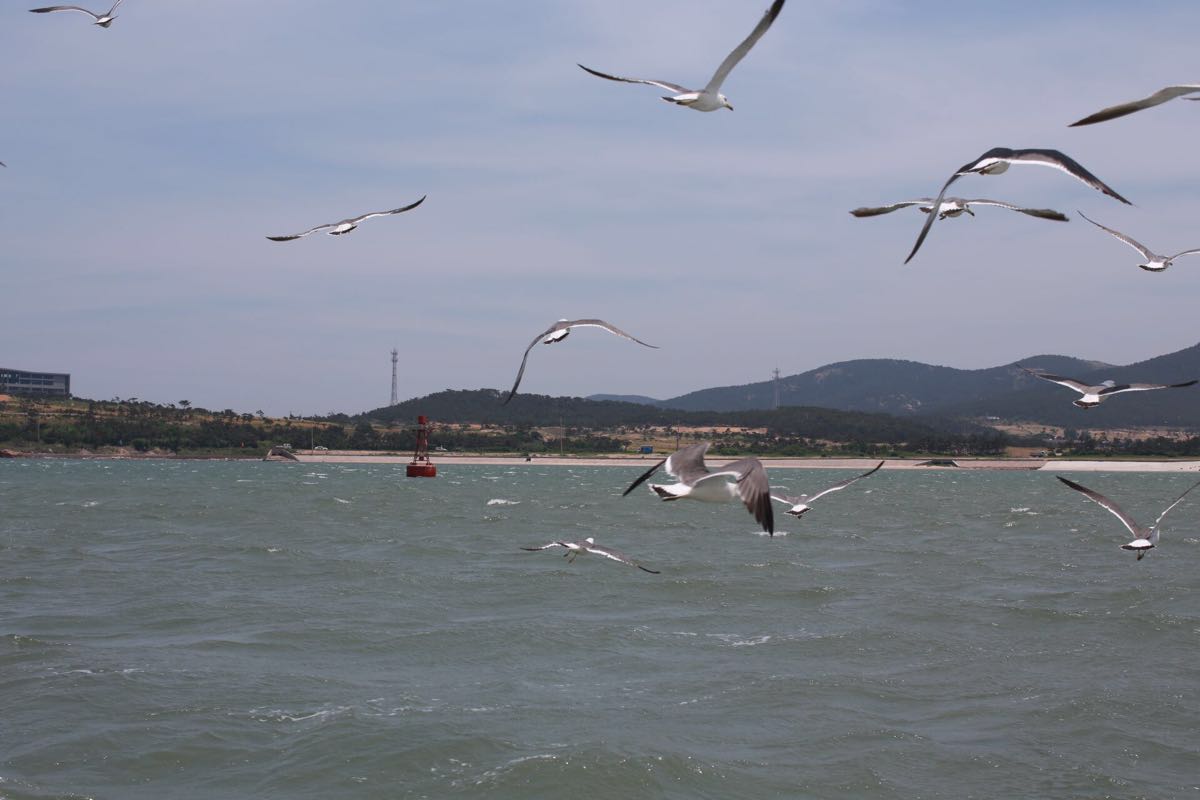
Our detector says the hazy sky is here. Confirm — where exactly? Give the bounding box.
[3,1,1198,416]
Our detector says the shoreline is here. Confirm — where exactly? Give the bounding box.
[5,450,1199,473]
[282,453,1200,473]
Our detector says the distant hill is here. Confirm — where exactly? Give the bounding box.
[583,344,1200,430]
[587,393,666,407]
[358,389,992,443]
[941,346,1200,429]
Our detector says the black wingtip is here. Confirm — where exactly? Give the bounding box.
[622,459,664,497]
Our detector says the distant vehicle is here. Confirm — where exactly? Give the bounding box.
[314,445,329,451]
[278,443,293,450]
[639,445,654,454]
[435,446,447,451]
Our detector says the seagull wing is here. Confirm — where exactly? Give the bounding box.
[1070,85,1200,127]
[577,64,689,94]
[704,457,774,535]
[622,458,666,497]
[622,442,712,496]
[266,222,335,242]
[501,326,558,406]
[1057,476,1142,539]
[1098,379,1198,397]
[586,542,661,573]
[1168,248,1200,262]
[703,0,786,93]
[904,171,966,263]
[29,6,102,20]
[1019,365,1091,394]
[1151,477,1200,533]
[107,0,122,13]
[564,319,658,348]
[664,442,713,483]
[849,200,929,218]
[347,195,426,225]
[963,199,1069,221]
[999,149,1131,205]
[1076,211,1154,259]
[803,461,885,504]
[521,542,568,552]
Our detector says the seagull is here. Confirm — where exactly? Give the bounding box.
[578,0,786,112]
[1019,365,1198,409]
[1057,475,1200,560]
[266,196,425,242]
[1070,85,1200,127]
[770,461,884,518]
[904,148,1132,264]
[522,537,660,573]
[1077,211,1200,273]
[851,197,1068,222]
[502,319,657,405]
[29,0,122,27]
[623,442,774,535]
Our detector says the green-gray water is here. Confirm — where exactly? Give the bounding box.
[2,460,1198,799]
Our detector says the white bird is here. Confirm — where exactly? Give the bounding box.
[502,319,658,405]
[29,0,122,27]
[266,196,425,242]
[1019,365,1197,409]
[851,197,1068,222]
[905,148,1131,264]
[1057,475,1200,560]
[770,461,884,518]
[522,537,660,573]
[623,442,774,535]
[578,0,786,112]
[1070,85,1200,127]
[1077,211,1200,272]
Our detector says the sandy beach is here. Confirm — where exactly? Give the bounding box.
[282,452,1200,473]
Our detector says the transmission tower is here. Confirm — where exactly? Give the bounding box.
[772,367,781,410]
[390,348,399,406]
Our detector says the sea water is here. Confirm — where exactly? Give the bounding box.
[2,459,1198,799]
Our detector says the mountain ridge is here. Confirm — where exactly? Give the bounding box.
[586,343,1200,429]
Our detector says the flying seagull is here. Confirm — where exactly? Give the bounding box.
[502,319,657,405]
[1019,365,1198,409]
[623,442,774,535]
[904,148,1131,264]
[1057,475,1200,560]
[578,0,786,112]
[1070,85,1200,127]
[770,461,884,518]
[522,537,660,573]
[266,196,425,242]
[1077,211,1200,272]
[851,197,1068,222]
[29,0,122,27]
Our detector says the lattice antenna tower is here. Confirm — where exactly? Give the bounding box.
[772,367,781,410]
[390,349,399,406]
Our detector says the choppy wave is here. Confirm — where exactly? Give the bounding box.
[2,461,1198,799]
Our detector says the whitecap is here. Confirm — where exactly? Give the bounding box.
[487,499,520,506]
[334,498,352,504]
[708,633,772,647]
[1010,507,1030,513]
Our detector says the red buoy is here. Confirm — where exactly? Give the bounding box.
[406,415,437,478]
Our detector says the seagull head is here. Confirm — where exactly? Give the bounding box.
[718,94,733,111]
